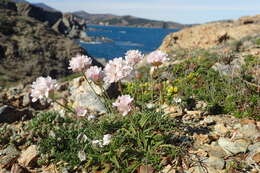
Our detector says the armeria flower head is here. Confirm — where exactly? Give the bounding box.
[68,54,92,72]
[147,50,168,66]
[104,57,133,84]
[86,66,105,85]
[102,134,112,146]
[113,95,133,116]
[75,107,88,117]
[125,50,144,66]
[31,76,58,102]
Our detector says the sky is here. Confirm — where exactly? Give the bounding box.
[27,0,260,24]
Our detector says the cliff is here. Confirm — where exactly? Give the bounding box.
[12,1,92,42]
[0,0,100,87]
[160,15,260,52]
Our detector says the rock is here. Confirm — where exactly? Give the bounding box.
[11,164,29,173]
[238,124,259,139]
[204,156,225,170]
[214,123,229,135]
[196,101,207,110]
[240,119,256,125]
[22,93,31,107]
[246,147,260,165]
[0,145,20,169]
[206,145,227,158]
[18,145,38,167]
[188,166,207,173]
[193,134,211,145]
[218,137,250,156]
[163,105,183,118]
[248,142,260,151]
[0,105,32,123]
[161,165,176,173]
[186,110,203,116]
[69,78,107,113]
[212,56,245,77]
[16,2,62,26]
[252,153,260,163]
[200,117,215,126]
[138,165,155,173]
[52,18,69,35]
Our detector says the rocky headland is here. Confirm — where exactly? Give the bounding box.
[73,11,186,29]
[0,0,103,87]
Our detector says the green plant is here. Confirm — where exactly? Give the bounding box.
[28,110,187,172]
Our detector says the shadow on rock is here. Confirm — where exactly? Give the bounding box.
[0,105,33,123]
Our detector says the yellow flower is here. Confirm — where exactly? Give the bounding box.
[173,87,178,93]
[167,86,178,96]
[167,86,174,94]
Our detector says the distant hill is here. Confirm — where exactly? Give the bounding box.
[33,2,59,12]
[73,10,185,29]
[10,0,27,2]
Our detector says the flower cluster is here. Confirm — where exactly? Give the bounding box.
[113,95,133,116]
[125,50,144,66]
[147,50,168,66]
[31,76,58,102]
[104,57,133,84]
[68,55,92,72]
[86,66,105,85]
[31,49,168,113]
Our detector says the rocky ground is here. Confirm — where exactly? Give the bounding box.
[0,85,259,172]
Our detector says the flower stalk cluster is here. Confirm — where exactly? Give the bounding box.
[30,50,169,147]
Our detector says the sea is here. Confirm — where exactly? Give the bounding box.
[80,25,179,60]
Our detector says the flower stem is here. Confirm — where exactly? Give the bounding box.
[100,85,114,114]
[82,72,109,113]
[53,99,75,114]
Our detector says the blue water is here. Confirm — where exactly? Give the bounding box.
[80,25,179,60]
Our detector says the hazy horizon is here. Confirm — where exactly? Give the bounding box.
[27,0,260,24]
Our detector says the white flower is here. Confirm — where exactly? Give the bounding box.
[92,140,103,147]
[78,150,86,162]
[31,76,58,102]
[86,66,105,85]
[87,114,96,121]
[147,50,168,66]
[125,50,144,66]
[173,97,182,103]
[102,134,112,146]
[113,95,133,116]
[68,55,92,72]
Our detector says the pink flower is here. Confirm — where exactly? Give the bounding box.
[113,95,133,116]
[75,107,88,117]
[31,76,58,102]
[125,50,144,66]
[104,58,133,84]
[86,66,105,85]
[68,55,92,72]
[147,50,168,66]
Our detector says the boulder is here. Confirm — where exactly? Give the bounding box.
[0,105,32,123]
